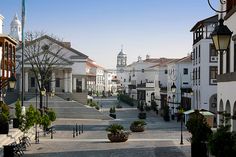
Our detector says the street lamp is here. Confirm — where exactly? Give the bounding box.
[211,18,232,52]
[171,82,183,145]
[207,0,232,53]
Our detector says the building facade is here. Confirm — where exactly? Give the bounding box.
[217,1,236,131]
[190,15,218,122]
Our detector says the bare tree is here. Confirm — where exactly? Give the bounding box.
[23,31,65,113]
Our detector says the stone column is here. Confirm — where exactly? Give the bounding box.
[64,72,68,92]
[68,72,72,93]
[51,72,55,92]
[24,71,28,92]
[73,77,76,92]
[82,77,85,91]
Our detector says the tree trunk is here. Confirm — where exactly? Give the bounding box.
[40,93,43,115]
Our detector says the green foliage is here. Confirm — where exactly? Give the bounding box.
[19,105,37,133]
[106,124,124,134]
[109,106,116,113]
[131,120,146,127]
[186,110,212,143]
[47,109,56,122]
[15,99,22,119]
[40,114,51,131]
[208,111,236,157]
[0,102,10,123]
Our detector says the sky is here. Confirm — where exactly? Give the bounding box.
[0,0,218,69]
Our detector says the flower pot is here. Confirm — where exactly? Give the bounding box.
[13,118,20,128]
[130,125,145,132]
[107,133,129,142]
[0,122,9,134]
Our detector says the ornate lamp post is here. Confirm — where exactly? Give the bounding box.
[171,82,183,145]
[207,0,232,53]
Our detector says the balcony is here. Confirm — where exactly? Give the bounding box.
[137,81,155,89]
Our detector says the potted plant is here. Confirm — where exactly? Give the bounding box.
[13,100,22,128]
[0,102,10,134]
[106,124,130,142]
[130,120,146,132]
[138,101,146,119]
[109,106,116,119]
[186,110,212,157]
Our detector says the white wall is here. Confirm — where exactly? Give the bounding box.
[0,14,3,34]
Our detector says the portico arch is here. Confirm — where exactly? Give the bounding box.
[225,100,231,126]
[219,99,224,125]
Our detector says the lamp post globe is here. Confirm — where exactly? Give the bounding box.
[211,18,232,52]
[8,75,17,89]
[171,83,176,93]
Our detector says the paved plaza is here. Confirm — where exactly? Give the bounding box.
[21,96,191,157]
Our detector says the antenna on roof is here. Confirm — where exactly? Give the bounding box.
[121,44,123,52]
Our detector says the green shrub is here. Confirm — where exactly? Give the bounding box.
[15,99,22,119]
[131,120,146,127]
[106,124,124,134]
[186,110,212,143]
[47,109,56,122]
[0,102,9,123]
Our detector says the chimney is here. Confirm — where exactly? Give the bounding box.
[146,54,150,60]
[0,14,4,34]
[62,42,71,48]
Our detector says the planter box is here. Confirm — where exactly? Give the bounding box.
[13,118,20,128]
[0,122,9,134]
[107,133,129,142]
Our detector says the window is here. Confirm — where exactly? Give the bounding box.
[164,69,168,74]
[198,67,200,81]
[56,78,60,87]
[76,80,82,93]
[210,66,218,84]
[183,68,188,75]
[124,79,126,82]
[199,45,201,63]
[142,69,144,73]
[31,77,35,87]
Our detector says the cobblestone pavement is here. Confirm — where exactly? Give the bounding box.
[23,96,191,157]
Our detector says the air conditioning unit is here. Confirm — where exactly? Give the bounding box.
[210,79,217,84]
[211,56,218,62]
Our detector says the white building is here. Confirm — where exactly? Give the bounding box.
[217,1,236,131]
[190,15,218,125]
[167,56,192,114]
[104,70,117,94]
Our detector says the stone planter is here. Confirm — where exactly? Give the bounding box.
[130,125,145,132]
[107,133,129,142]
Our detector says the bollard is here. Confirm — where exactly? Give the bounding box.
[79,125,81,135]
[82,124,84,133]
[73,127,75,138]
[51,129,53,139]
[76,124,78,136]
[37,131,40,143]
